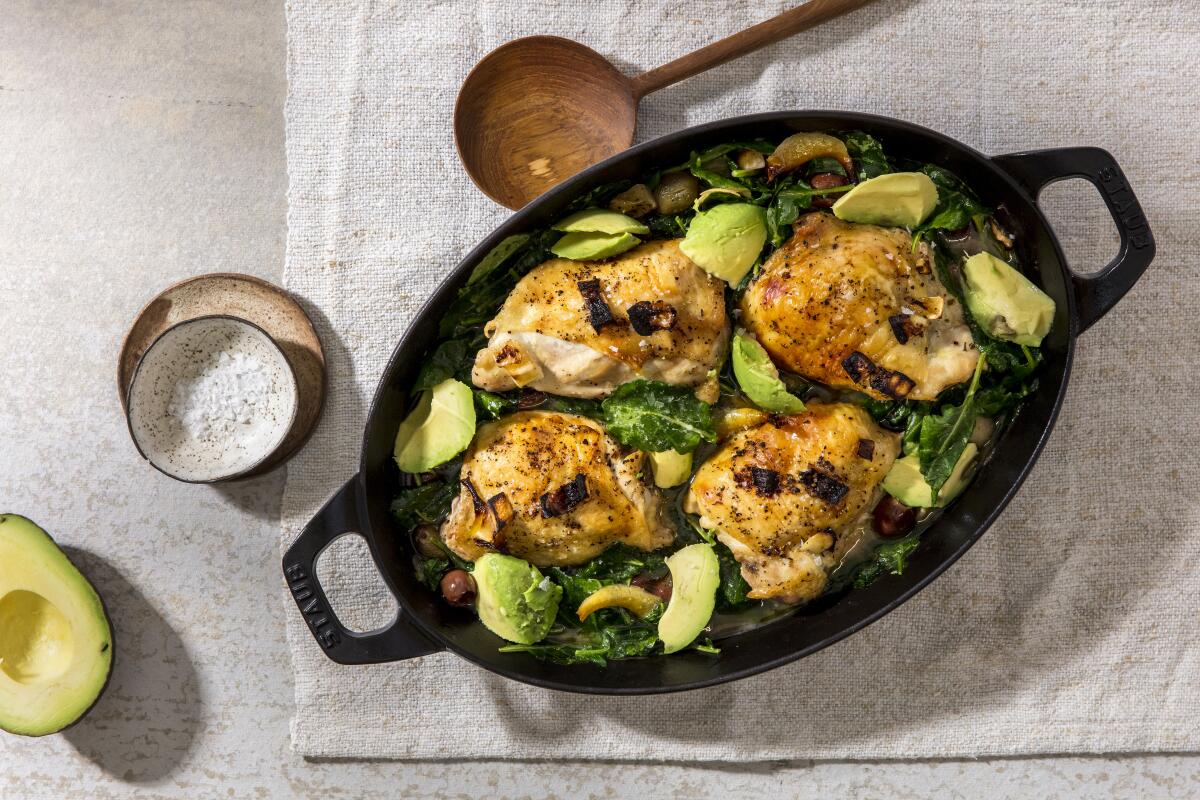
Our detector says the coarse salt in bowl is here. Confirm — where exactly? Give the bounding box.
[126,316,299,482]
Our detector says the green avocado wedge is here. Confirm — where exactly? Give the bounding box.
[680,203,767,285]
[393,378,476,473]
[963,251,1056,346]
[550,231,641,260]
[648,449,693,488]
[832,172,939,228]
[552,208,650,236]
[731,331,805,414]
[882,444,979,509]
[658,543,720,654]
[0,515,113,737]
[473,554,562,644]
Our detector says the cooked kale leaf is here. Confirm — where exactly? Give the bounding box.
[917,355,986,496]
[390,479,457,529]
[542,395,604,419]
[521,544,674,666]
[414,335,478,392]
[843,132,891,180]
[473,389,514,420]
[916,165,989,236]
[601,379,716,453]
[852,534,921,589]
[418,557,450,591]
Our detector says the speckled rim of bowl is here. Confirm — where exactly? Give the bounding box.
[124,314,301,484]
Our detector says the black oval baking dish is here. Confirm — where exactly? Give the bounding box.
[284,111,1154,694]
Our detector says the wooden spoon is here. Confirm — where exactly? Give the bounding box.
[454,0,877,210]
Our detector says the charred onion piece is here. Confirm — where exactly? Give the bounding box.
[749,466,780,497]
[856,438,876,460]
[766,132,854,182]
[799,465,849,506]
[576,278,617,331]
[487,492,514,530]
[627,300,678,336]
[539,473,589,518]
[460,478,485,513]
[841,350,916,399]
[888,313,914,345]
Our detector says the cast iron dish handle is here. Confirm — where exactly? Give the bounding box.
[282,476,443,664]
[992,147,1154,333]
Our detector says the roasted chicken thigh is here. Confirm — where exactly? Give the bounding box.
[685,402,900,603]
[440,411,672,567]
[472,239,729,401]
[741,212,978,401]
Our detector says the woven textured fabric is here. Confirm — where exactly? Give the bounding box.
[282,0,1199,760]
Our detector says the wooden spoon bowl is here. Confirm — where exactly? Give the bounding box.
[455,36,637,210]
[455,0,876,210]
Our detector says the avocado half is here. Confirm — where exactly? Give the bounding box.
[0,514,113,736]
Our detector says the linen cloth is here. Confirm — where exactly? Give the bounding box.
[282,0,1199,760]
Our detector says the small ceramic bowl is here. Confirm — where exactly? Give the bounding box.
[126,315,299,483]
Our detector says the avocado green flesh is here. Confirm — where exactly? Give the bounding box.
[679,203,767,285]
[552,209,650,236]
[832,172,939,227]
[658,544,720,654]
[649,450,693,488]
[0,515,112,736]
[882,444,979,509]
[731,332,805,413]
[963,251,1056,346]
[473,554,562,644]
[551,231,641,260]
[938,443,978,505]
[394,379,476,474]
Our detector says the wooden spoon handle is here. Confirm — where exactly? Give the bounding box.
[628,0,877,100]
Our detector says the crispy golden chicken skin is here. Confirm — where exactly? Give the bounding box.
[740,212,978,401]
[472,239,729,401]
[685,402,900,603]
[440,411,672,567]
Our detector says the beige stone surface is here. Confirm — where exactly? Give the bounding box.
[0,1,1197,797]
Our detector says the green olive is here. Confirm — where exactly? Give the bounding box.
[654,171,700,215]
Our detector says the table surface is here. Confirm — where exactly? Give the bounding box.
[1,2,1197,798]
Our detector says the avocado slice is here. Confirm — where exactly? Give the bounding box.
[881,453,934,507]
[649,449,693,488]
[679,203,767,285]
[393,378,476,474]
[0,515,112,736]
[938,443,979,506]
[882,444,979,509]
[658,543,720,654]
[731,331,805,413]
[552,208,650,236]
[832,172,939,228]
[473,553,562,644]
[550,231,641,260]
[963,251,1055,346]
